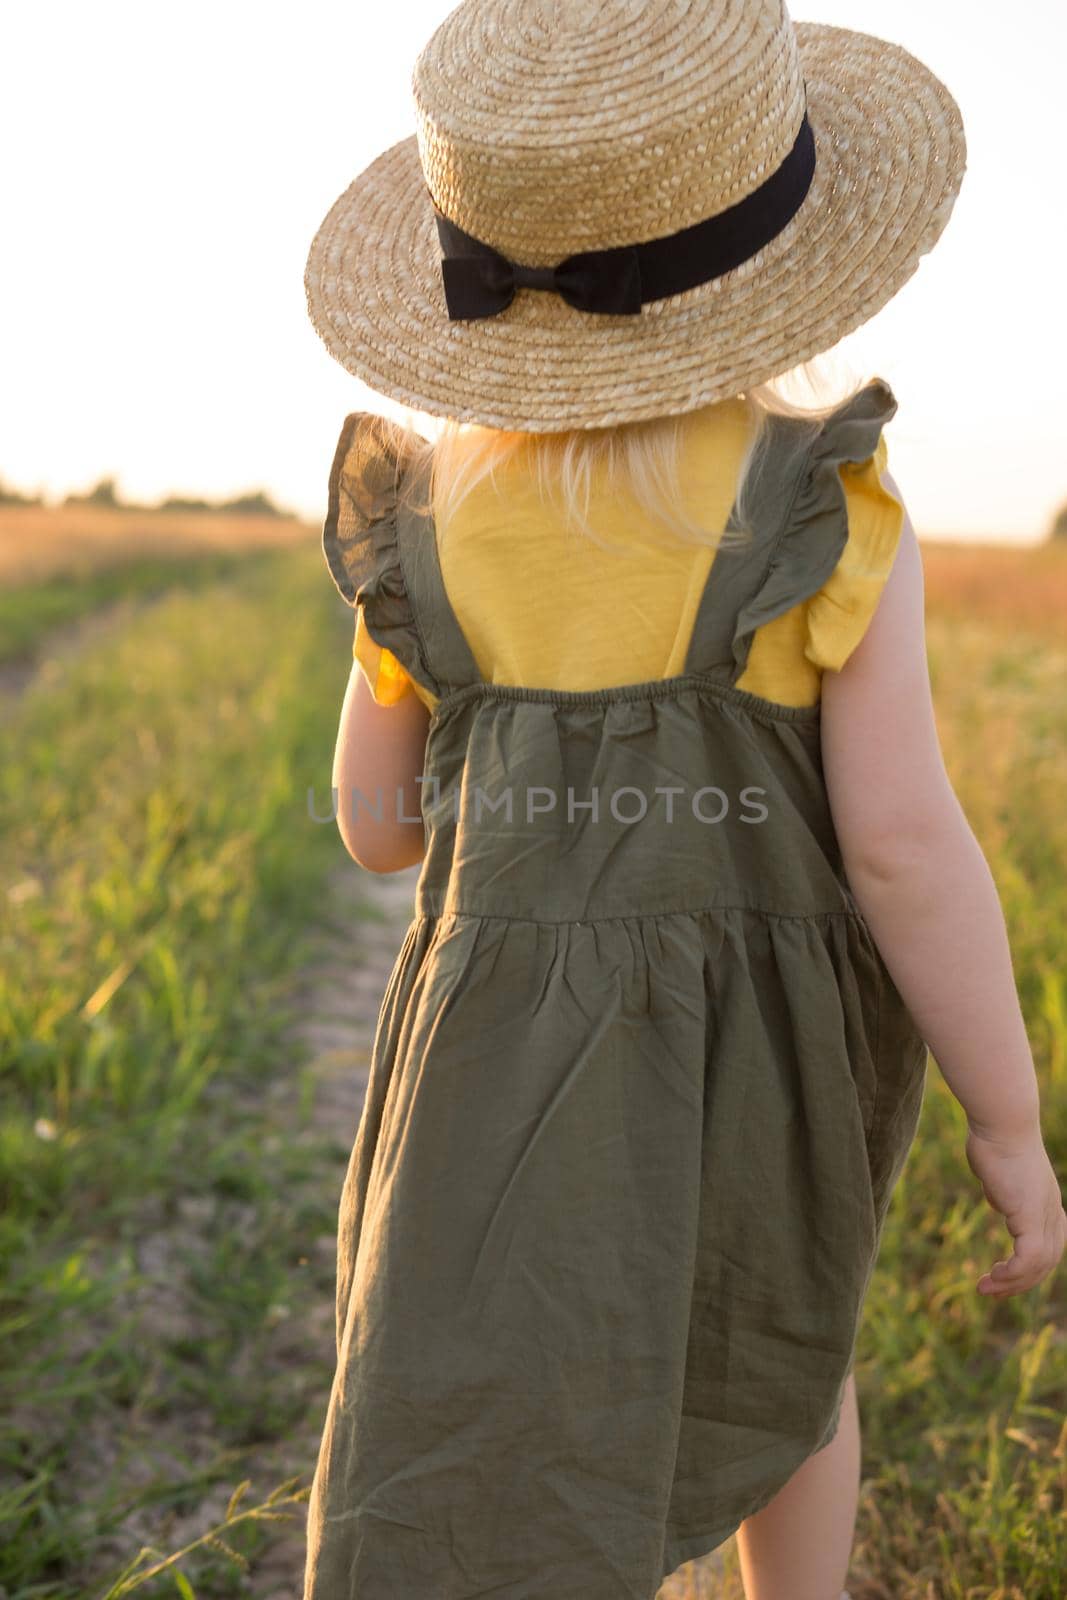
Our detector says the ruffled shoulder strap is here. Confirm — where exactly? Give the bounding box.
[726,378,900,685]
[803,425,906,674]
[322,412,482,705]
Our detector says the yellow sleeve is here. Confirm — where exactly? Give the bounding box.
[353,608,417,705]
[803,433,905,674]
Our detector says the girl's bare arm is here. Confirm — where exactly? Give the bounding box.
[819,474,1065,1296]
[332,659,431,873]
[819,478,1040,1142]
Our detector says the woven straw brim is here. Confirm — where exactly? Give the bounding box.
[304,22,965,431]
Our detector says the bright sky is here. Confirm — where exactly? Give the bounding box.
[2,1,1064,541]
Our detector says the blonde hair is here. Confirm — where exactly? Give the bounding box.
[376,347,876,556]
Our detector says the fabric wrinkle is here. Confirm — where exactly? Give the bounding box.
[466,963,620,1298]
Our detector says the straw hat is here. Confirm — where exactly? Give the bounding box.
[304,0,966,432]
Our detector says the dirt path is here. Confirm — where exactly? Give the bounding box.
[246,857,422,1597]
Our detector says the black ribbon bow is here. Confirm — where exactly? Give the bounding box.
[438,234,644,320]
[427,109,817,324]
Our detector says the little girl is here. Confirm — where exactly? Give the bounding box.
[301,3,1066,1597]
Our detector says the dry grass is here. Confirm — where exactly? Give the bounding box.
[0,502,314,584]
[920,536,1067,638]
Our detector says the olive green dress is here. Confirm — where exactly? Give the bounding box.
[303,379,929,1599]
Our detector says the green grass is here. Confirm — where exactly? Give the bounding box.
[0,547,359,1595]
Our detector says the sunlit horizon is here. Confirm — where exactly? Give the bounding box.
[2,1,1064,543]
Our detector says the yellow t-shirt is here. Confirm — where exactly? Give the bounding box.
[352,400,904,715]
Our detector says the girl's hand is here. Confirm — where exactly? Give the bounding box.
[964,1125,1067,1298]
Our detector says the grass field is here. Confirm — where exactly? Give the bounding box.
[0,510,1064,1598]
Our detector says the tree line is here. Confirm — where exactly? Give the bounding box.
[0,474,292,519]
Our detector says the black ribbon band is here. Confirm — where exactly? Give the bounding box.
[431,109,816,321]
